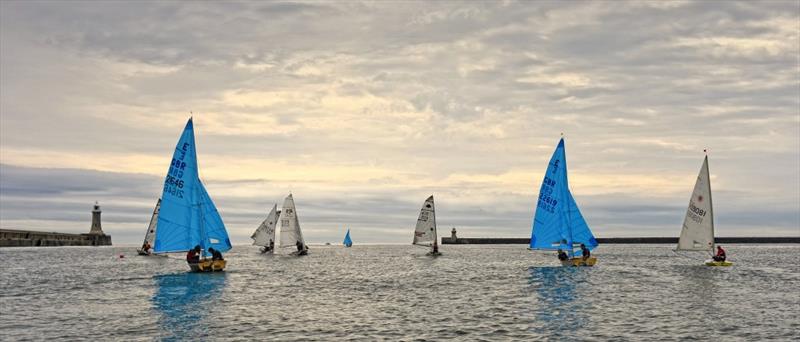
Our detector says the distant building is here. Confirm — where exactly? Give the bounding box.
[0,202,112,247]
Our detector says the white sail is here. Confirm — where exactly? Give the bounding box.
[412,195,437,246]
[677,156,715,251]
[142,198,161,247]
[251,204,279,247]
[279,194,306,248]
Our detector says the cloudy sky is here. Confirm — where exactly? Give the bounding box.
[1,1,798,245]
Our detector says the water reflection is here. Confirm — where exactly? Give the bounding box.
[152,272,227,341]
[526,267,589,337]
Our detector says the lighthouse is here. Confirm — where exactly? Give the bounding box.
[89,202,104,235]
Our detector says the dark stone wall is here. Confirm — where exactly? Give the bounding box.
[0,229,112,247]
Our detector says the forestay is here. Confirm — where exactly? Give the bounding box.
[252,204,278,247]
[529,138,597,256]
[279,194,306,248]
[677,156,715,251]
[413,195,437,247]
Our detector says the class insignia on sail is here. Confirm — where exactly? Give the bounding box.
[152,118,232,272]
[676,153,732,266]
[529,138,598,266]
[343,228,353,247]
[252,204,279,254]
[280,194,309,256]
[413,195,441,256]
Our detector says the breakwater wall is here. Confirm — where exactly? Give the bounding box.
[0,229,112,247]
[441,236,800,244]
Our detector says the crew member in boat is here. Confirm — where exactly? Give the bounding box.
[712,246,726,262]
[209,247,224,261]
[557,249,569,261]
[186,245,201,264]
[432,241,439,254]
[296,240,308,254]
[141,241,152,255]
[580,244,590,260]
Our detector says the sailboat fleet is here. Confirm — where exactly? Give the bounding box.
[142,119,732,270]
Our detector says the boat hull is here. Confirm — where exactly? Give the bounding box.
[189,259,226,272]
[705,260,733,267]
[426,251,442,256]
[561,257,597,267]
[290,250,308,256]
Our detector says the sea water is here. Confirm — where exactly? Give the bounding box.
[1,244,798,341]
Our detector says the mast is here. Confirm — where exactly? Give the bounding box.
[562,137,575,258]
[431,196,438,253]
[705,153,715,252]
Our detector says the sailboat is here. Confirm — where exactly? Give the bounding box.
[153,118,232,272]
[251,204,279,254]
[529,138,598,266]
[343,228,353,247]
[137,198,161,255]
[676,153,732,266]
[413,195,441,256]
[279,194,308,256]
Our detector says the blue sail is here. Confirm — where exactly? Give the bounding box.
[153,118,229,255]
[343,229,353,247]
[529,138,597,255]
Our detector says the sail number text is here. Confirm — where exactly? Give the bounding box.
[537,176,558,214]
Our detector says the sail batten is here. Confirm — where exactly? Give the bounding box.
[529,138,597,255]
[677,156,715,251]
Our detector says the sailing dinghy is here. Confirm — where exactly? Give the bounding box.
[280,194,308,256]
[137,198,161,255]
[413,195,441,256]
[676,153,732,266]
[251,204,279,254]
[153,118,232,272]
[343,228,353,247]
[529,138,598,266]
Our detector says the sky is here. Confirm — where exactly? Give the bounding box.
[1,1,798,245]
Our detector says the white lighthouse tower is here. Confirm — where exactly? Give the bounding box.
[89,202,105,235]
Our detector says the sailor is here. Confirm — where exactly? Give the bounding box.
[580,244,590,260]
[186,245,201,264]
[557,249,569,261]
[141,241,151,255]
[712,246,726,262]
[432,241,439,254]
[269,239,274,251]
[296,240,304,252]
[209,247,224,261]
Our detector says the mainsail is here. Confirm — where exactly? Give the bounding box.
[343,229,353,247]
[153,118,232,256]
[529,138,597,257]
[279,194,306,248]
[677,156,715,251]
[252,204,279,247]
[412,195,437,247]
[141,198,161,248]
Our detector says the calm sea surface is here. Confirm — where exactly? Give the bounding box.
[1,244,798,341]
